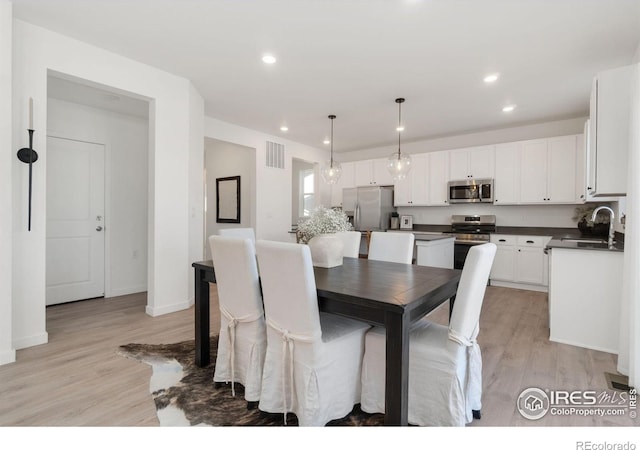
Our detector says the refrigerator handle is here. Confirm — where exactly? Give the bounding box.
[355,203,360,230]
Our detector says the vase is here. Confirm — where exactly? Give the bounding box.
[308,234,344,268]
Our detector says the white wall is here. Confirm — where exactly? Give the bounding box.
[47,98,148,297]
[204,138,256,259]
[187,83,204,303]
[204,117,330,242]
[10,19,202,354]
[0,0,15,365]
[340,117,587,162]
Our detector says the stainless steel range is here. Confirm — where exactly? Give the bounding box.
[450,215,496,269]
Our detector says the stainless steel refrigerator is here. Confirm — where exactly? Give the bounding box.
[342,186,396,231]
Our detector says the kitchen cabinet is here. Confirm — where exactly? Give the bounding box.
[490,234,551,291]
[394,151,449,206]
[428,150,450,206]
[587,64,635,197]
[354,158,395,187]
[493,142,520,205]
[549,247,623,353]
[394,153,428,206]
[519,136,578,204]
[448,145,494,181]
[416,236,455,269]
[330,161,355,207]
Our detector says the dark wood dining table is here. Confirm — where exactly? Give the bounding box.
[192,256,461,426]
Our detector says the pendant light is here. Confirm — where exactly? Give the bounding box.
[320,114,342,185]
[386,98,412,181]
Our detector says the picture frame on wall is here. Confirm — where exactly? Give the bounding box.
[400,215,413,230]
[216,175,241,223]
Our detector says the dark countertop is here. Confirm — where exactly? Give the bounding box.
[546,237,624,252]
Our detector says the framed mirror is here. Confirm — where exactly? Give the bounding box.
[216,176,241,223]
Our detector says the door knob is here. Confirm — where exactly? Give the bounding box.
[96,226,103,231]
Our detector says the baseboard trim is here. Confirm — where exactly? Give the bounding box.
[0,349,16,366]
[13,332,48,350]
[145,300,191,317]
[489,280,548,293]
[549,336,618,355]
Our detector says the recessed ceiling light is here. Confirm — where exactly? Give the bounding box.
[262,54,277,64]
[483,73,500,83]
[280,126,288,132]
[502,105,516,112]
[396,126,405,132]
[323,139,331,145]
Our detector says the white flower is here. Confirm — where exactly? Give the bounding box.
[296,206,353,244]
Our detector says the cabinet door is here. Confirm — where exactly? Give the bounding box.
[354,160,372,186]
[449,149,470,180]
[491,245,516,281]
[428,151,450,206]
[393,172,412,206]
[494,142,520,204]
[330,161,355,207]
[468,145,495,179]
[516,247,544,284]
[547,135,577,203]
[373,158,395,186]
[519,140,548,203]
[410,154,429,205]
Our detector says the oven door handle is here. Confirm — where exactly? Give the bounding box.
[455,239,490,245]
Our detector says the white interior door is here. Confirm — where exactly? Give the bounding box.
[46,136,105,305]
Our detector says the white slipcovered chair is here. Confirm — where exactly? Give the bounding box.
[218,227,256,245]
[360,242,497,426]
[255,240,370,426]
[367,231,414,264]
[335,231,361,258]
[208,235,266,405]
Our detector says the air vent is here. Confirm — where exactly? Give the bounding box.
[265,141,285,169]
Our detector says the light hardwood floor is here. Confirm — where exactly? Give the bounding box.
[0,284,634,426]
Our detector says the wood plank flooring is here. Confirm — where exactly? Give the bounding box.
[0,284,634,426]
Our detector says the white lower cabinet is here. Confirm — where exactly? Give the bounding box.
[490,234,551,291]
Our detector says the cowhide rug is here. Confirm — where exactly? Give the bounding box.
[117,335,384,426]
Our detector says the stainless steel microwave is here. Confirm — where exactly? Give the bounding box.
[447,179,494,203]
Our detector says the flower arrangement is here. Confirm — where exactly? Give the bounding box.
[296,206,353,244]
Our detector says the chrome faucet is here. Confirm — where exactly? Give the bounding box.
[591,206,615,249]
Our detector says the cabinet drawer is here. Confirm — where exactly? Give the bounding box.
[516,236,548,247]
[491,235,516,246]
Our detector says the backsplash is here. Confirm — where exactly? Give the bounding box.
[397,204,584,228]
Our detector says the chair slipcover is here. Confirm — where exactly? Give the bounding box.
[360,242,497,426]
[209,235,266,402]
[335,231,361,258]
[367,231,415,264]
[255,240,370,426]
[219,227,256,245]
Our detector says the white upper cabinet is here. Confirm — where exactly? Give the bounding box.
[448,146,494,181]
[394,153,428,206]
[354,158,395,186]
[428,151,450,206]
[587,64,635,197]
[330,161,355,207]
[493,142,520,205]
[519,136,578,204]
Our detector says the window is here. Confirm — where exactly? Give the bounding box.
[300,169,314,217]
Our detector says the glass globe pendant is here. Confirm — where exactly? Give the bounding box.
[387,98,412,181]
[321,114,342,185]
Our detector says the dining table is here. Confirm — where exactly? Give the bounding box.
[192,256,461,426]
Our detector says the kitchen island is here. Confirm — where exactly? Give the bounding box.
[546,238,624,353]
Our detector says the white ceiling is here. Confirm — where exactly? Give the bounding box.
[12,0,640,153]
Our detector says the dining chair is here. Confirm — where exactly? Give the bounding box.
[255,240,370,426]
[218,227,256,245]
[367,231,415,264]
[360,242,497,426]
[335,231,361,258]
[208,235,266,406]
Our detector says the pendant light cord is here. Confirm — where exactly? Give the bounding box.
[396,98,404,160]
[329,114,336,168]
